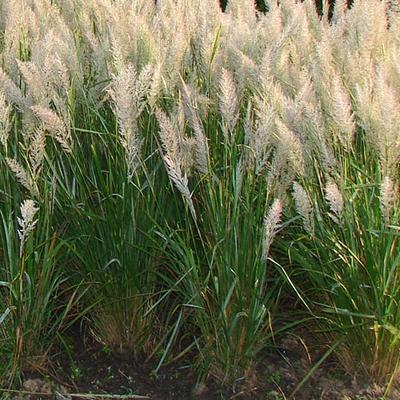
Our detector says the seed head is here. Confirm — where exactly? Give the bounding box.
[325,181,344,224]
[292,182,314,234]
[18,199,39,257]
[263,198,283,260]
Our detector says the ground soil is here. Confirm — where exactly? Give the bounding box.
[10,330,400,400]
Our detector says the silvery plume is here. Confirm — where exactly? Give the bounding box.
[18,200,39,257]
[325,181,344,224]
[263,198,283,260]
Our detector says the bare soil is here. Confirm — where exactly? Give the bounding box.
[12,331,400,400]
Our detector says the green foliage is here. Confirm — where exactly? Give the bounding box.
[156,108,281,383]
[0,156,78,385]
[282,142,400,383]
[0,0,398,393]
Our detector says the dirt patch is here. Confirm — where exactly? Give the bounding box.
[10,332,400,400]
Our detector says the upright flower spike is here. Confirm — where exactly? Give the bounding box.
[0,92,11,147]
[219,68,239,139]
[329,74,355,151]
[181,82,210,175]
[29,128,46,180]
[155,107,196,221]
[263,199,283,260]
[380,176,397,222]
[292,182,314,234]
[325,181,344,224]
[18,199,39,257]
[6,158,37,196]
[31,106,72,153]
[0,68,30,111]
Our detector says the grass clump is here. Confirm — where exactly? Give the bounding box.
[1,0,400,393]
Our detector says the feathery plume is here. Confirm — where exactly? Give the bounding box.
[155,107,181,163]
[31,106,72,153]
[292,182,314,234]
[6,158,37,195]
[16,60,49,107]
[331,0,348,24]
[191,111,209,175]
[181,83,209,175]
[0,68,30,110]
[109,64,137,116]
[263,199,283,260]
[29,128,46,180]
[163,155,196,219]
[275,118,305,177]
[247,101,274,175]
[109,64,158,179]
[155,108,196,220]
[148,63,162,109]
[329,75,355,150]
[134,65,155,116]
[0,92,11,149]
[219,68,239,138]
[325,181,344,224]
[18,199,39,257]
[380,176,397,221]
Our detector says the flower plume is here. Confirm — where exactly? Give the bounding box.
[18,199,39,257]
